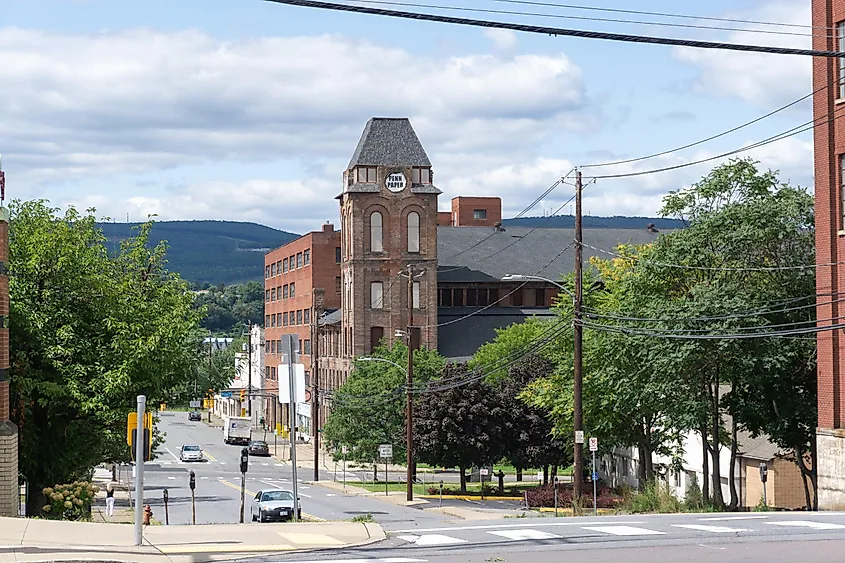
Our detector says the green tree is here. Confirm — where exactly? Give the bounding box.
[9,201,203,514]
[414,364,508,492]
[194,281,264,335]
[322,341,445,469]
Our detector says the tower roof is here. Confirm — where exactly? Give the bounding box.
[347,118,432,169]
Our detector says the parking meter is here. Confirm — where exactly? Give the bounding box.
[189,470,196,490]
[240,447,249,474]
[759,462,768,483]
[163,488,169,502]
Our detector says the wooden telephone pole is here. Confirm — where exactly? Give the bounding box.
[573,170,584,502]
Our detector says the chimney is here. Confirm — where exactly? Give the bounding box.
[323,222,334,233]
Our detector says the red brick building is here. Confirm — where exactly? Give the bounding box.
[813,0,845,510]
[263,223,340,429]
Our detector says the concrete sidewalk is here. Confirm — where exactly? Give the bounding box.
[0,517,384,563]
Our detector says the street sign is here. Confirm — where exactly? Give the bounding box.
[479,468,489,476]
[378,444,393,458]
[220,391,232,398]
[589,437,598,452]
[592,472,598,481]
[189,400,201,408]
[341,445,349,454]
[575,430,585,444]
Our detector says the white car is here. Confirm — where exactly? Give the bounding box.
[251,489,301,523]
[179,444,204,462]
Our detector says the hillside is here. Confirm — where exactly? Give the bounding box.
[502,215,685,229]
[97,220,299,286]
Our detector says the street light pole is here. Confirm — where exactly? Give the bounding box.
[573,170,584,502]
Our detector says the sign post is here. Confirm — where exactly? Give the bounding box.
[379,444,392,496]
[589,437,598,516]
[480,468,489,501]
[239,448,249,523]
[133,395,146,547]
[342,445,349,490]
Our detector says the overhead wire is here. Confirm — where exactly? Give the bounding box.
[579,318,845,340]
[342,0,815,38]
[266,0,845,58]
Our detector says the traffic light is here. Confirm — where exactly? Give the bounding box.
[240,389,246,401]
[127,412,153,461]
[240,447,249,474]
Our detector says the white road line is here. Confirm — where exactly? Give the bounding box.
[219,461,226,465]
[164,447,181,462]
[167,477,176,480]
[397,534,467,546]
[768,520,845,530]
[201,477,209,480]
[326,493,337,497]
[701,516,767,521]
[268,559,426,563]
[582,526,666,536]
[262,463,269,466]
[392,521,646,534]
[488,529,561,541]
[672,524,749,533]
[274,463,283,467]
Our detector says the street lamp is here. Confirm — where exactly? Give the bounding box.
[502,272,585,501]
[359,355,414,501]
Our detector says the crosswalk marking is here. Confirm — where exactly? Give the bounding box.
[271,559,426,563]
[582,526,666,536]
[702,516,767,521]
[672,524,748,533]
[397,534,467,546]
[488,529,561,541]
[768,520,845,530]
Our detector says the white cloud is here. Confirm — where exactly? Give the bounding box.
[672,1,811,108]
[484,29,519,51]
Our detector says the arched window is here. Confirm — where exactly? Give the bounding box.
[370,211,383,252]
[407,211,420,253]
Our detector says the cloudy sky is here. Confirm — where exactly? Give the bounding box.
[0,0,812,233]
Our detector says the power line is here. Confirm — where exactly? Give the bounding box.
[342,0,814,38]
[580,318,845,340]
[585,105,844,180]
[266,0,845,58]
[491,0,829,32]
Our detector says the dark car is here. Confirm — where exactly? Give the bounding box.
[248,440,270,456]
[188,411,202,422]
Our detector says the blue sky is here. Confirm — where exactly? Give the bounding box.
[0,0,812,233]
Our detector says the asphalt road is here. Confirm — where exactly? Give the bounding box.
[135,412,452,528]
[243,512,845,563]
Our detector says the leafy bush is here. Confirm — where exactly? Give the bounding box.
[684,474,703,510]
[42,481,99,521]
[525,483,623,509]
[351,513,375,522]
[625,480,683,514]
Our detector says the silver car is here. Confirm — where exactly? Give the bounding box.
[251,489,302,522]
[179,444,203,462]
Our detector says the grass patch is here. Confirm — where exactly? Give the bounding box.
[358,481,534,498]
[350,513,375,523]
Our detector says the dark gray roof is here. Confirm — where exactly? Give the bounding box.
[437,226,666,283]
[437,307,556,360]
[319,308,342,327]
[347,118,432,169]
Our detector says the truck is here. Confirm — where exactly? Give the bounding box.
[223,416,252,445]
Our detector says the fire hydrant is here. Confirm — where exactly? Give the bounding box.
[143,505,153,525]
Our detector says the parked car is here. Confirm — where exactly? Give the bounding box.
[179,444,204,462]
[188,411,202,422]
[251,489,301,522]
[248,440,270,456]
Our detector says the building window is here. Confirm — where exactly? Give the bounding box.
[283,284,289,299]
[283,312,289,326]
[297,310,303,325]
[304,308,311,324]
[271,287,277,301]
[304,339,312,355]
[370,326,384,353]
[371,281,384,309]
[512,288,524,307]
[271,340,277,354]
[297,252,303,268]
[336,246,342,263]
[453,288,465,307]
[357,166,376,183]
[466,288,478,307]
[276,260,282,273]
[283,258,288,273]
[439,288,453,307]
[289,255,295,269]
[335,276,341,295]
[370,211,384,252]
[473,209,487,220]
[265,265,271,279]
[839,21,845,99]
[265,314,270,327]
[411,167,431,184]
[265,289,270,302]
[270,314,276,327]
[270,263,276,276]
[303,249,310,265]
[407,211,420,253]
[413,281,421,309]
[290,282,295,298]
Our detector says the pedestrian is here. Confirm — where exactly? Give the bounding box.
[106,483,115,517]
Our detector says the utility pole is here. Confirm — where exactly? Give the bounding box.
[312,288,325,482]
[406,264,415,502]
[247,322,253,418]
[573,169,584,502]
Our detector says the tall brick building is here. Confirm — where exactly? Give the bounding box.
[0,205,17,517]
[265,117,661,434]
[813,0,845,510]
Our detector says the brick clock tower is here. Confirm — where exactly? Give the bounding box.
[0,200,17,517]
[337,118,440,356]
